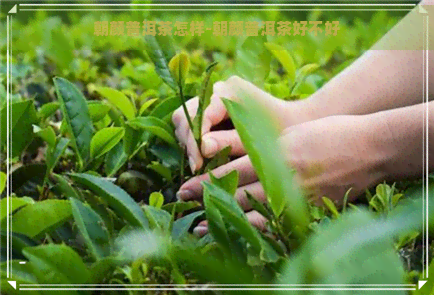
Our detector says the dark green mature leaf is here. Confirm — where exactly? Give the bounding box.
[123,124,142,158]
[46,137,70,177]
[54,77,93,167]
[24,244,90,286]
[70,198,110,260]
[105,141,128,177]
[95,87,136,120]
[11,164,47,198]
[90,127,125,159]
[1,231,39,261]
[1,261,39,293]
[145,35,177,90]
[0,100,38,157]
[224,97,309,239]
[70,173,149,229]
[149,96,182,120]
[143,205,171,232]
[128,116,176,145]
[172,211,204,239]
[11,200,72,238]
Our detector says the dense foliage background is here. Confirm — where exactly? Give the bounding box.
[1,2,433,294]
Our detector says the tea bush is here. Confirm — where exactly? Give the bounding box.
[0,4,433,295]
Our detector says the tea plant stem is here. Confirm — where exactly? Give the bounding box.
[178,84,195,139]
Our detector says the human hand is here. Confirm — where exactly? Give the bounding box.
[180,114,392,236]
[172,76,307,173]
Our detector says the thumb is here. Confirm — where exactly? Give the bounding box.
[201,130,245,158]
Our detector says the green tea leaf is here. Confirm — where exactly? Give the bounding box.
[139,98,158,115]
[90,127,125,159]
[149,192,164,208]
[162,201,201,214]
[265,42,296,82]
[223,97,309,239]
[172,211,204,239]
[70,173,149,229]
[142,206,171,232]
[95,87,136,120]
[169,52,190,86]
[0,172,6,194]
[236,36,270,85]
[88,101,112,122]
[70,198,110,260]
[33,124,56,148]
[11,200,72,238]
[322,196,340,219]
[38,101,60,121]
[47,137,70,177]
[145,35,177,90]
[105,141,128,177]
[0,100,38,157]
[128,116,176,145]
[147,161,172,181]
[54,77,93,167]
[23,244,90,285]
[149,96,182,120]
[0,197,33,222]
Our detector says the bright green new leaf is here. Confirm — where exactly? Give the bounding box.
[265,42,297,82]
[149,192,164,209]
[70,198,110,260]
[46,137,70,178]
[128,116,176,145]
[0,172,6,194]
[88,101,112,122]
[0,100,38,158]
[139,98,158,115]
[142,206,171,232]
[11,199,72,238]
[54,77,93,167]
[236,36,271,85]
[169,52,190,86]
[90,127,125,159]
[149,96,182,120]
[322,197,340,219]
[33,124,56,148]
[38,101,60,121]
[95,87,136,120]
[70,173,149,229]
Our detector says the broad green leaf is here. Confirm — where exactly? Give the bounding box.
[224,97,309,239]
[95,87,136,120]
[149,96,182,120]
[128,116,176,145]
[149,192,164,208]
[0,100,38,157]
[10,164,47,198]
[33,125,56,148]
[123,124,148,158]
[144,35,177,90]
[0,172,6,194]
[90,127,125,159]
[1,261,39,294]
[53,173,82,200]
[172,211,204,240]
[1,231,39,261]
[105,141,128,177]
[54,77,93,166]
[87,256,118,283]
[23,244,90,285]
[11,200,72,238]
[70,198,110,260]
[46,137,70,177]
[169,52,190,86]
[265,42,296,82]
[70,173,149,229]
[38,101,60,121]
[0,197,33,222]
[139,98,158,115]
[88,101,111,122]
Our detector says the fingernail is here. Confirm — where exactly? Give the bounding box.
[176,190,194,201]
[193,225,208,237]
[189,156,196,173]
[202,137,218,157]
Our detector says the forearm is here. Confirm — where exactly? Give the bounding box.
[368,101,434,180]
[298,3,434,120]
